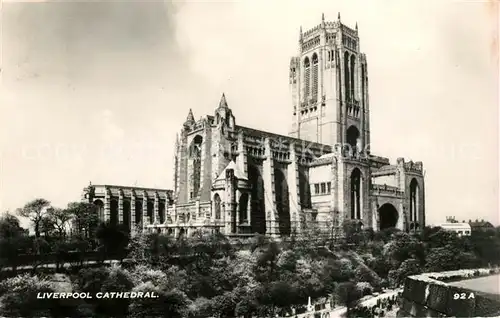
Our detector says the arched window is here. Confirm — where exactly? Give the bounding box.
[248,164,266,234]
[346,125,361,156]
[123,200,131,232]
[274,168,290,236]
[159,201,165,224]
[304,57,311,100]
[214,194,221,220]
[344,52,350,101]
[410,179,419,222]
[135,199,143,225]
[189,135,203,199]
[147,201,154,224]
[239,193,249,224]
[94,200,104,221]
[110,199,118,225]
[312,53,319,100]
[350,168,362,219]
[350,54,356,101]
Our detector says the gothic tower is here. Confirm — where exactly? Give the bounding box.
[289,13,371,153]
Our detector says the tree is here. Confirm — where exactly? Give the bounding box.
[17,198,51,238]
[388,258,421,287]
[128,283,190,318]
[335,281,363,316]
[46,207,73,238]
[66,202,99,239]
[96,221,130,262]
[0,214,28,272]
[0,213,26,238]
[425,247,460,272]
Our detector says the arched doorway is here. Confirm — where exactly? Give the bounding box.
[248,164,266,234]
[379,203,399,230]
[274,168,291,236]
[350,168,362,219]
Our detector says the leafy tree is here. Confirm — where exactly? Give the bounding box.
[0,213,28,272]
[46,207,73,238]
[335,281,363,316]
[0,213,26,238]
[388,258,421,287]
[128,283,190,318]
[96,221,129,262]
[66,202,99,240]
[425,247,460,272]
[17,198,51,238]
[383,232,425,268]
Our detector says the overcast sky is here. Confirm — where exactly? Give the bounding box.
[0,0,498,227]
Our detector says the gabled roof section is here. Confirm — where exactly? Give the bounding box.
[214,160,247,182]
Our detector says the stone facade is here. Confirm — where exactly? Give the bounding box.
[82,14,426,238]
[81,184,174,235]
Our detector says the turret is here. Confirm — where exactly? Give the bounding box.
[214,93,235,129]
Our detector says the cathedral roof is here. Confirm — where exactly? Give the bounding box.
[215,161,248,181]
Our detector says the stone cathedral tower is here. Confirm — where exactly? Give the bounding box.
[289,13,370,154]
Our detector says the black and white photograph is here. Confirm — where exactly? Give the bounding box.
[0,0,498,317]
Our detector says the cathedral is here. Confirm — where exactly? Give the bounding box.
[82,14,425,238]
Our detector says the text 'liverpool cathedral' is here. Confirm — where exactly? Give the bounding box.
[82,14,425,238]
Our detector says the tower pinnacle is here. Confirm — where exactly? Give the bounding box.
[186,108,194,122]
[219,93,228,109]
[338,12,341,20]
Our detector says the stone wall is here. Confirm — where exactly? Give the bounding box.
[398,269,500,317]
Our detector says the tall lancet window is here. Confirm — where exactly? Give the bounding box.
[214,194,221,220]
[312,53,319,101]
[361,64,366,106]
[344,52,350,101]
[304,57,310,101]
[189,135,203,199]
[350,168,362,219]
[409,179,419,223]
[350,55,356,101]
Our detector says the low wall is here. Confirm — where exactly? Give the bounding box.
[397,268,500,317]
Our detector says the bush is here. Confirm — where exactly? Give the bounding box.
[0,274,85,317]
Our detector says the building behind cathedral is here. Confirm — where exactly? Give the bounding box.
[82,14,426,238]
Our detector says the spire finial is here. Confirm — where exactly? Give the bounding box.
[338,12,341,20]
[186,108,194,122]
[322,13,325,22]
[356,22,358,30]
[219,93,228,109]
